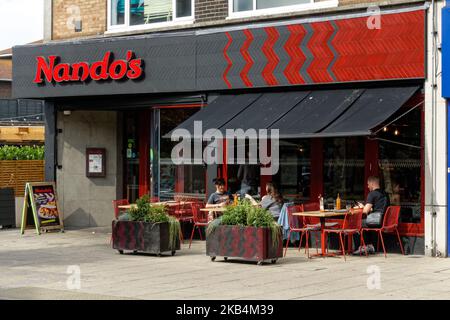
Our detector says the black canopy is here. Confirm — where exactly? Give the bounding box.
[166,85,420,139]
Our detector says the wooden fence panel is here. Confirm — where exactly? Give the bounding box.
[0,160,45,196]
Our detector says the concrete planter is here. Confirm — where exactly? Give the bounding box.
[112,220,180,256]
[206,225,283,265]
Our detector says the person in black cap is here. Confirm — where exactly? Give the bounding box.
[205,178,232,221]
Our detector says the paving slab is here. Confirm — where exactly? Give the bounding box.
[0,227,448,300]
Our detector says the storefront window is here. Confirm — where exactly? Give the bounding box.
[124,113,139,203]
[109,0,193,28]
[323,137,365,205]
[155,107,205,201]
[111,0,125,25]
[378,107,422,223]
[273,139,311,203]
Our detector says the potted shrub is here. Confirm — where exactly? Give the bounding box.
[206,200,283,265]
[112,195,181,256]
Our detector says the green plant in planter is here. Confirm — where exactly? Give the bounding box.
[207,199,281,247]
[128,195,180,250]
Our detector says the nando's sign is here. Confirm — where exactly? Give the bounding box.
[33,50,144,84]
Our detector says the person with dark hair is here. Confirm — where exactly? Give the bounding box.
[353,176,390,255]
[245,182,284,219]
[206,178,232,222]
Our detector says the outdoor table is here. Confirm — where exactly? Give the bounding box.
[293,210,348,258]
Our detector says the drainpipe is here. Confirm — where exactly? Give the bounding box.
[444,0,450,257]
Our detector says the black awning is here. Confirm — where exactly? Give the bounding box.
[166,85,420,139]
[318,86,421,137]
[269,89,365,138]
[165,93,261,138]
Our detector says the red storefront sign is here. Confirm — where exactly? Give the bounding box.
[33,50,144,84]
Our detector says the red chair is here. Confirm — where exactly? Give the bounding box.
[323,208,363,261]
[149,196,160,203]
[284,205,319,258]
[112,199,130,219]
[361,206,404,258]
[189,202,209,248]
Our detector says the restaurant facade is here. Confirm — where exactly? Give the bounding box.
[11,0,448,256]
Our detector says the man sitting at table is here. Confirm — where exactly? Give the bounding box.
[353,176,390,255]
[205,178,232,222]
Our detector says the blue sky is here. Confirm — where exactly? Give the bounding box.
[0,0,44,51]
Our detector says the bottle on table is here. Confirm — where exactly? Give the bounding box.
[336,193,341,210]
[319,194,324,212]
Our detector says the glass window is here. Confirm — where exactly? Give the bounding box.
[233,0,253,12]
[323,137,365,206]
[176,0,192,18]
[378,107,422,223]
[110,0,192,29]
[256,0,310,10]
[124,113,139,203]
[273,139,311,203]
[156,108,206,201]
[131,0,172,26]
[111,0,125,25]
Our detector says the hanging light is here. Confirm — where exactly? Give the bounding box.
[394,129,399,136]
[383,127,388,132]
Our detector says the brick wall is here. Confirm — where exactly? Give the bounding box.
[196,0,228,24]
[50,0,421,40]
[52,0,106,40]
[0,82,12,99]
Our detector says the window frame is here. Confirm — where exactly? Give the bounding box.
[227,0,339,20]
[107,0,195,33]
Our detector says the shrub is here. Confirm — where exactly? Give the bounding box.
[0,145,44,160]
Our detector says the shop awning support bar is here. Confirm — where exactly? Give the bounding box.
[372,100,424,136]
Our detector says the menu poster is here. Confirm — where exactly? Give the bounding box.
[21,182,64,235]
[86,148,106,177]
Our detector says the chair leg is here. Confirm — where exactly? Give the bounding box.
[189,225,196,249]
[305,232,310,254]
[299,232,304,251]
[395,228,405,255]
[377,232,380,252]
[339,233,346,261]
[314,231,319,254]
[284,230,291,257]
[361,230,368,257]
[379,230,387,258]
[198,225,203,241]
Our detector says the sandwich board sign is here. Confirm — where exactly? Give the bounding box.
[20,182,64,234]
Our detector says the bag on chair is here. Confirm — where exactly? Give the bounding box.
[366,211,383,227]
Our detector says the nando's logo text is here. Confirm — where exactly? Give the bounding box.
[33,50,144,84]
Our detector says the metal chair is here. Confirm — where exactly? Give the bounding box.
[361,206,404,258]
[112,199,129,219]
[284,204,318,258]
[323,208,364,261]
[189,202,209,248]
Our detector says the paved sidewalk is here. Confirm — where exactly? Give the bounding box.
[1,227,450,300]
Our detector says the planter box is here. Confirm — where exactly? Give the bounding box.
[112,220,180,256]
[0,188,15,228]
[206,225,283,265]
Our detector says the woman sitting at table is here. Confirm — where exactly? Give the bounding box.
[205,178,232,222]
[245,182,284,219]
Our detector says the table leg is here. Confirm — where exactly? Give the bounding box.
[320,217,326,255]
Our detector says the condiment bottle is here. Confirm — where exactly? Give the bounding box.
[336,193,341,210]
[319,194,324,212]
[233,194,238,206]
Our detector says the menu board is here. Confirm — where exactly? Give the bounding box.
[21,182,64,234]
